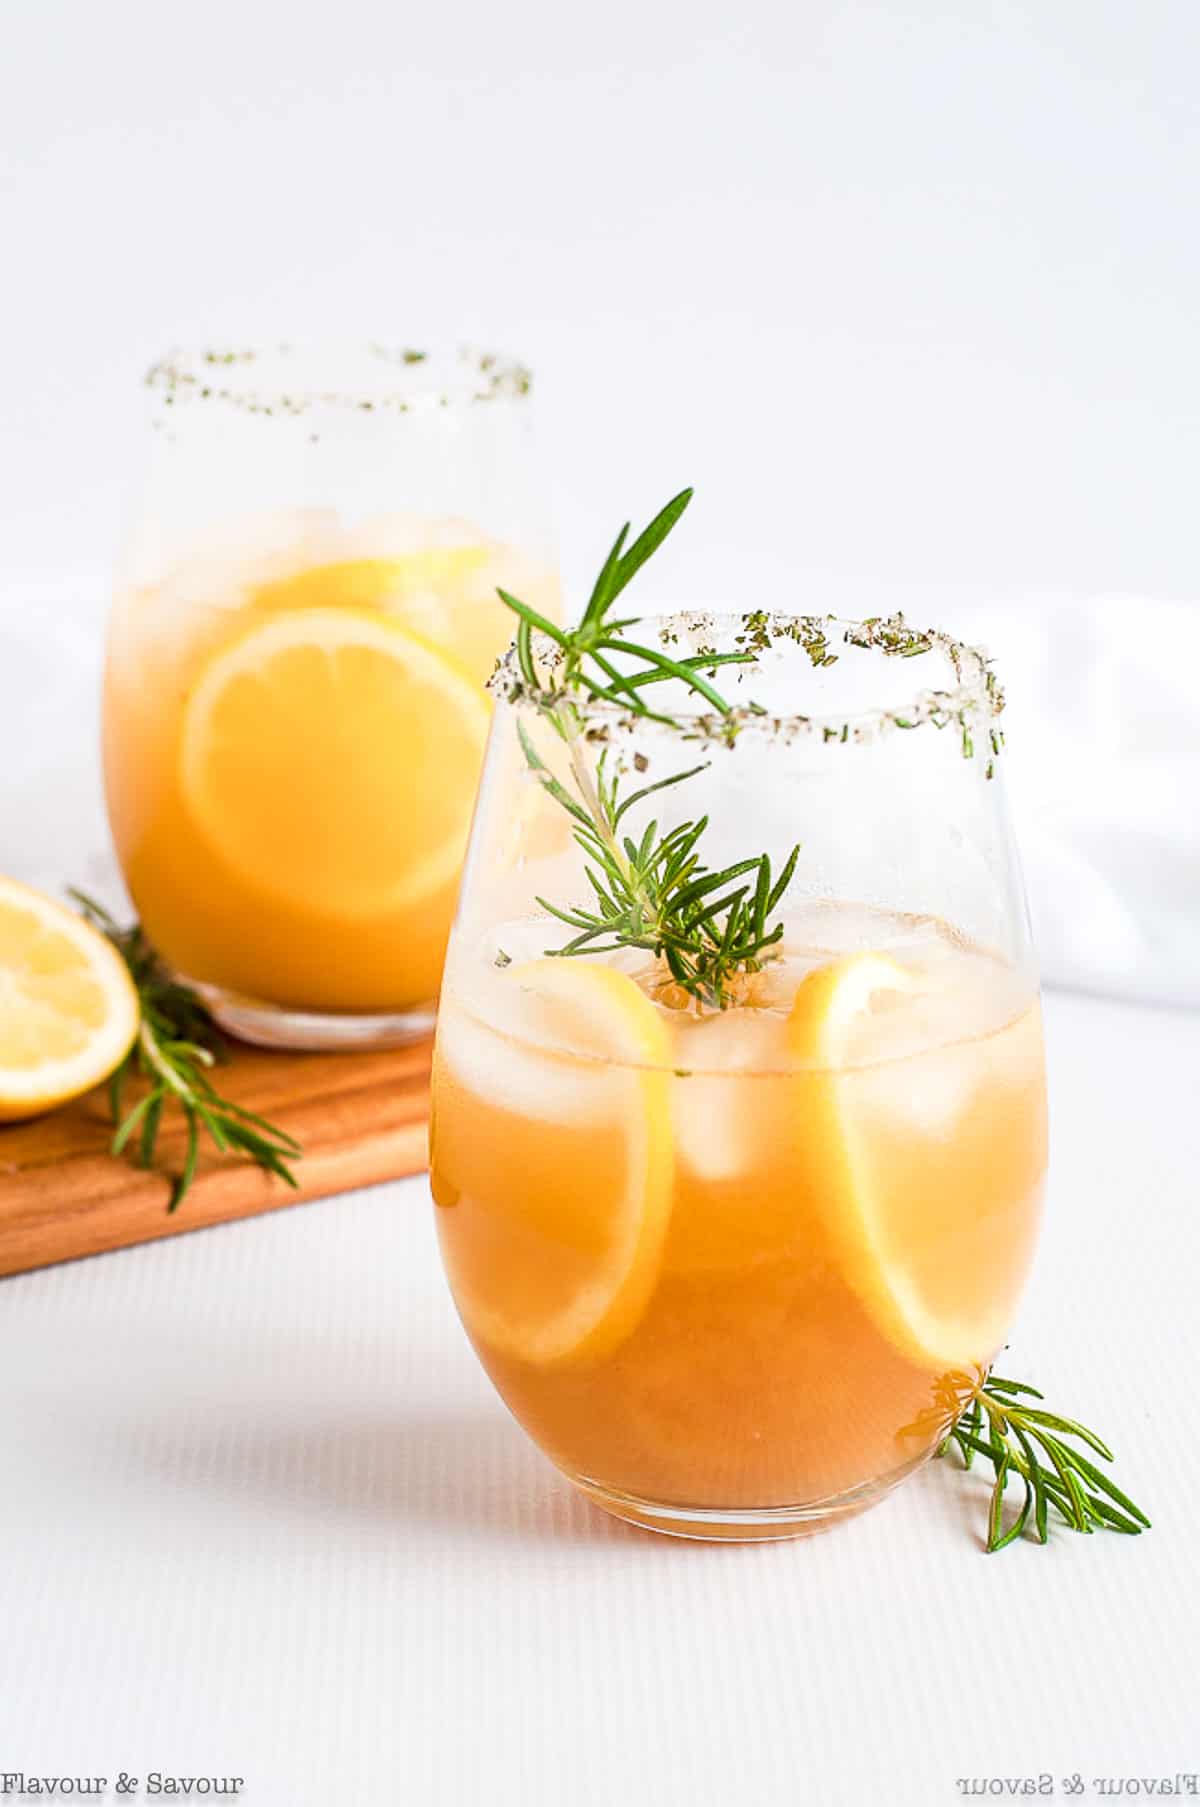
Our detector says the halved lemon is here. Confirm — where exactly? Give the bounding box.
[788,953,1022,1370]
[180,608,490,919]
[439,961,675,1365]
[0,878,139,1121]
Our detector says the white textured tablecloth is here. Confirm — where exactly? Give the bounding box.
[1,989,1197,1807]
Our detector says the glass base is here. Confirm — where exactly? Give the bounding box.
[187,979,437,1051]
[570,1450,932,1543]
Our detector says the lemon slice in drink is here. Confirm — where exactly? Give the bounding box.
[250,552,501,683]
[180,608,490,920]
[788,953,1019,1371]
[0,877,139,1121]
[438,960,675,1365]
[251,551,491,621]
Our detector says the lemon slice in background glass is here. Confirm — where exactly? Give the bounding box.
[180,607,490,921]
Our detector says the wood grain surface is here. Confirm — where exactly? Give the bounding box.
[0,1037,432,1277]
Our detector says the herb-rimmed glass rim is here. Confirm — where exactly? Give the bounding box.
[145,342,532,417]
[491,608,1006,759]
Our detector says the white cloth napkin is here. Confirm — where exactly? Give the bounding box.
[0,593,125,908]
[954,597,1200,1009]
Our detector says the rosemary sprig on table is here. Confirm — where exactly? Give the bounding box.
[939,1372,1150,1553]
[69,892,301,1211]
[501,489,799,1009]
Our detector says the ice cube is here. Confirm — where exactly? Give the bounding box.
[151,509,347,608]
[855,1041,981,1136]
[437,994,620,1128]
[670,1008,784,1182]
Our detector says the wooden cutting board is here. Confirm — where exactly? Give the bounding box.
[0,1037,432,1278]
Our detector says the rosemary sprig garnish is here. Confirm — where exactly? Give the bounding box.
[501,490,798,1009]
[498,488,755,728]
[940,1372,1151,1553]
[519,725,799,1007]
[69,891,301,1211]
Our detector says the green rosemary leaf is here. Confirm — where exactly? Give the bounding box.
[751,856,771,937]
[583,523,631,624]
[534,895,603,931]
[517,722,596,828]
[139,1091,165,1169]
[1008,1406,1115,1462]
[719,895,749,960]
[612,763,709,827]
[111,1090,153,1155]
[670,858,763,915]
[496,590,567,648]
[985,1375,1044,1399]
[606,488,692,600]
[515,617,538,689]
[552,938,635,960]
[622,650,755,689]
[209,1098,303,1149]
[952,1428,1002,1465]
[690,884,752,935]
[986,1451,1011,1551]
[1010,1427,1053,1546]
[195,1102,229,1152]
[609,637,735,714]
[767,845,801,914]
[172,1112,200,1212]
[965,1394,983,1466]
[590,647,653,709]
[1056,1444,1151,1527]
[584,868,621,913]
[1086,1497,1148,1535]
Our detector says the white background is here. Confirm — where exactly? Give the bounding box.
[2,6,1199,1804]
[3,0,1199,613]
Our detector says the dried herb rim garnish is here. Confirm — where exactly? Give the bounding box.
[491,604,1006,768]
[146,343,532,418]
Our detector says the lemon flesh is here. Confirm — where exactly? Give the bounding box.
[434,960,676,1365]
[180,608,490,921]
[789,953,1043,1371]
[0,877,139,1121]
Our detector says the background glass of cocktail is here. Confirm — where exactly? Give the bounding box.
[431,605,1048,1540]
[103,344,559,1048]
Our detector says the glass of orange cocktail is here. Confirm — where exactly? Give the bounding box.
[431,516,1047,1540]
[103,345,558,1047]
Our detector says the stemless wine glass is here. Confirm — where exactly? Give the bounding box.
[430,604,1048,1540]
[103,344,559,1048]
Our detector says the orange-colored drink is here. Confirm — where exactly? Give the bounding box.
[104,536,559,1016]
[431,906,1047,1533]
